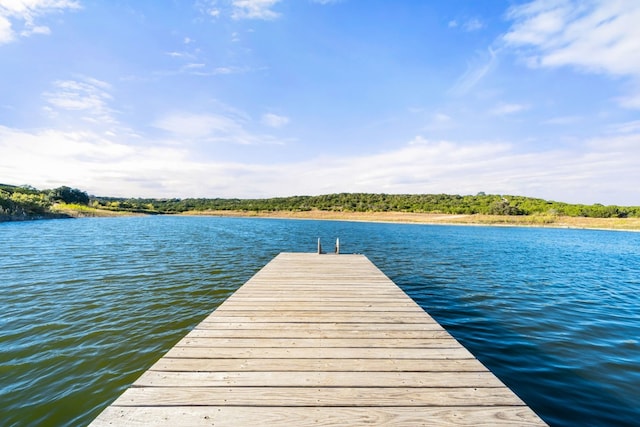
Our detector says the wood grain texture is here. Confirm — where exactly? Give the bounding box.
[89,252,546,426]
[91,406,547,427]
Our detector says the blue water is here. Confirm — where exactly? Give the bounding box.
[1,216,639,426]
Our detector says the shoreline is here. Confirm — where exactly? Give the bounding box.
[31,204,640,232]
[181,209,640,232]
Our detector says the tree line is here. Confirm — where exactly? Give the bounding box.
[2,183,639,220]
[0,184,89,220]
[94,192,640,218]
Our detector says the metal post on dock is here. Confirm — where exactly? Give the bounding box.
[335,238,340,254]
[317,238,322,254]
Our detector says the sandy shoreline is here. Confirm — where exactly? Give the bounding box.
[50,204,640,231]
[181,209,640,231]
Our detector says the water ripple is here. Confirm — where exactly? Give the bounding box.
[1,218,640,426]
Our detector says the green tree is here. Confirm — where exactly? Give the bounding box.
[50,186,90,205]
[489,198,523,215]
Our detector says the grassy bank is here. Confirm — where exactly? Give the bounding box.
[50,203,144,218]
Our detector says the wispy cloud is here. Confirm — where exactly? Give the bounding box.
[212,66,249,75]
[311,0,342,4]
[162,55,251,77]
[261,113,289,128]
[153,112,244,140]
[43,77,117,124]
[489,103,530,116]
[463,18,484,32]
[0,0,80,44]
[194,0,282,21]
[231,0,281,20]
[433,113,451,123]
[184,63,206,69]
[448,17,485,32]
[617,90,640,109]
[607,120,640,134]
[503,0,640,108]
[153,110,288,145]
[421,112,454,132]
[181,65,252,77]
[450,47,497,96]
[543,115,582,125]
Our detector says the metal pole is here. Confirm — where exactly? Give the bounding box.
[317,238,322,254]
[335,237,340,254]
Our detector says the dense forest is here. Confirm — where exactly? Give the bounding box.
[94,192,640,217]
[2,183,640,221]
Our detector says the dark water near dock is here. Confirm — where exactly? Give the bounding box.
[1,216,639,426]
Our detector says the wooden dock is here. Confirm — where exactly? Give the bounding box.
[90,252,546,426]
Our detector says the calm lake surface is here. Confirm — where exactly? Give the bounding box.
[1,216,639,426]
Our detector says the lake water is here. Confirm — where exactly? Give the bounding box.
[1,216,639,426]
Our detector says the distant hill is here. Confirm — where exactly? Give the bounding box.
[2,183,639,222]
[92,192,640,218]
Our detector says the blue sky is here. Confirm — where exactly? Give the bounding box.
[1,0,639,204]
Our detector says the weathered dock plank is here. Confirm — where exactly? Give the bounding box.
[93,406,544,427]
[90,252,546,426]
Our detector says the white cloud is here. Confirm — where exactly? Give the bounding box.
[421,113,454,132]
[231,0,281,20]
[0,125,213,197]
[23,24,50,36]
[43,77,116,124]
[261,113,289,128]
[0,0,80,44]
[489,103,530,116]
[194,0,282,22]
[607,120,640,134]
[276,134,640,204]
[211,66,247,75]
[3,122,639,203]
[617,91,640,109]
[153,111,287,145]
[449,17,484,32]
[213,66,235,74]
[154,112,242,140]
[0,14,12,43]
[166,65,251,77]
[240,134,640,203]
[503,0,640,108]
[463,18,484,32]
[433,113,451,123]
[543,115,581,125]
